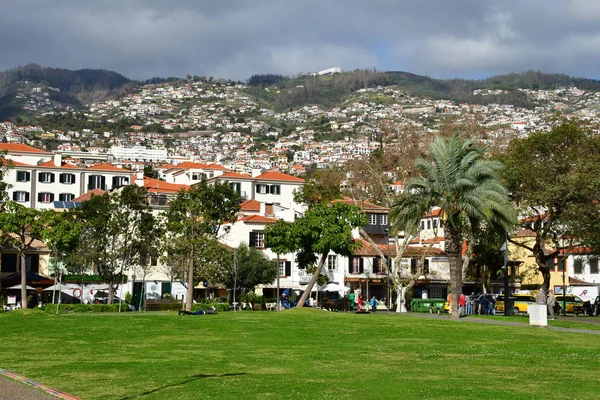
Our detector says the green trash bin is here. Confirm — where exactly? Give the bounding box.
[430,298,446,314]
[411,298,434,312]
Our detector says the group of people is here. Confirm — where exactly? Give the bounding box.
[347,292,385,312]
[449,292,497,315]
[536,289,556,320]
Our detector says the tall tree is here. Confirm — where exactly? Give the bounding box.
[0,202,47,308]
[293,167,343,206]
[76,186,158,303]
[265,202,367,308]
[503,121,600,290]
[393,135,515,318]
[166,178,239,311]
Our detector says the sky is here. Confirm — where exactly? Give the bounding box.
[2,0,600,81]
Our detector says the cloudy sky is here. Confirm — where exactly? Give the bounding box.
[2,0,600,81]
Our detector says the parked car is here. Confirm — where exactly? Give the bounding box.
[496,294,537,315]
[553,294,585,316]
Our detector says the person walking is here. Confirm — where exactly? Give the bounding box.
[369,296,378,312]
[536,288,546,305]
[357,295,363,312]
[459,293,466,315]
[547,290,556,320]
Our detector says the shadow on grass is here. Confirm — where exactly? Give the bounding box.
[120,373,248,399]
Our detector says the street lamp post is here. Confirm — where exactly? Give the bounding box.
[562,248,566,316]
[502,235,513,316]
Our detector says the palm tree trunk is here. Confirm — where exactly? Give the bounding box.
[296,254,327,308]
[445,227,463,319]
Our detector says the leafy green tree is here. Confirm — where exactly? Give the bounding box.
[76,186,159,303]
[0,150,12,203]
[265,202,367,308]
[166,178,239,311]
[0,202,47,308]
[393,135,515,318]
[40,209,82,276]
[219,243,277,300]
[503,121,600,290]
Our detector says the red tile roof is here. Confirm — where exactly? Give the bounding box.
[0,143,50,154]
[255,170,304,183]
[38,160,80,169]
[240,199,261,211]
[239,215,278,224]
[332,197,388,212]
[87,163,126,172]
[143,177,188,193]
[353,238,446,257]
[73,189,105,202]
[1,159,32,167]
[220,171,251,179]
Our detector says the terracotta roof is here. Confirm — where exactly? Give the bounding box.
[255,170,304,183]
[5,233,49,251]
[144,177,188,193]
[353,238,445,257]
[424,209,442,218]
[332,197,388,212]
[239,215,278,224]
[569,277,595,286]
[0,143,50,154]
[73,189,105,202]
[87,163,125,172]
[240,199,261,211]
[38,160,80,169]
[220,171,251,179]
[512,229,536,237]
[1,159,32,167]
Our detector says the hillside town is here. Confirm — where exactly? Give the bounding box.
[2,79,600,176]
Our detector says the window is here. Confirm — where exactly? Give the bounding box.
[88,175,106,190]
[230,182,241,195]
[150,194,168,206]
[427,220,431,229]
[278,260,291,277]
[369,214,377,225]
[269,185,281,195]
[249,231,264,248]
[16,171,30,182]
[327,255,337,271]
[350,257,364,274]
[59,173,76,184]
[12,191,29,202]
[112,176,129,188]
[380,214,388,226]
[420,221,425,230]
[433,219,438,229]
[573,258,584,274]
[590,258,599,274]
[38,172,55,183]
[256,184,269,194]
[547,258,555,268]
[192,173,200,180]
[557,259,565,272]
[37,192,54,203]
[59,193,75,201]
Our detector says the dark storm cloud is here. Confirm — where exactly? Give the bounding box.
[1,0,600,80]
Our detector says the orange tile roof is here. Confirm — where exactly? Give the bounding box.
[38,160,80,169]
[332,197,388,212]
[239,215,278,224]
[73,189,106,202]
[87,163,126,172]
[240,199,261,211]
[353,238,446,257]
[255,170,304,183]
[220,171,251,179]
[0,143,50,154]
[423,209,442,218]
[144,177,188,193]
[1,159,32,167]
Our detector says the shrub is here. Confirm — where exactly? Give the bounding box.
[191,303,229,312]
[43,303,131,313]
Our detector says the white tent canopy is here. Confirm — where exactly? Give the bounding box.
[7,284,36,290]
[323,283,351,292]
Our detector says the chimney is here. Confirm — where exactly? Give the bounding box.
[135,171,144,187]
[53,153,62,167]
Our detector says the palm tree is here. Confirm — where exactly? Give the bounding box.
[391,135,515,318]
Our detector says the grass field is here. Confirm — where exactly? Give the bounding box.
[1,309,599,400]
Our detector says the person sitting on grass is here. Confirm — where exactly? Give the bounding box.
[178,307,218,315]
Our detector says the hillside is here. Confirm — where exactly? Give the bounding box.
[246,70,600,111]
[0,64,135,120]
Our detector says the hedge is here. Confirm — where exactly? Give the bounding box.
[43,304,132,313]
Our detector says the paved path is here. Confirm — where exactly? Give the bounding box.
[0,370,79,400]
[388,312,600,334]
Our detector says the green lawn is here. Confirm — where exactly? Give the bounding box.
[1,309,599,400]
